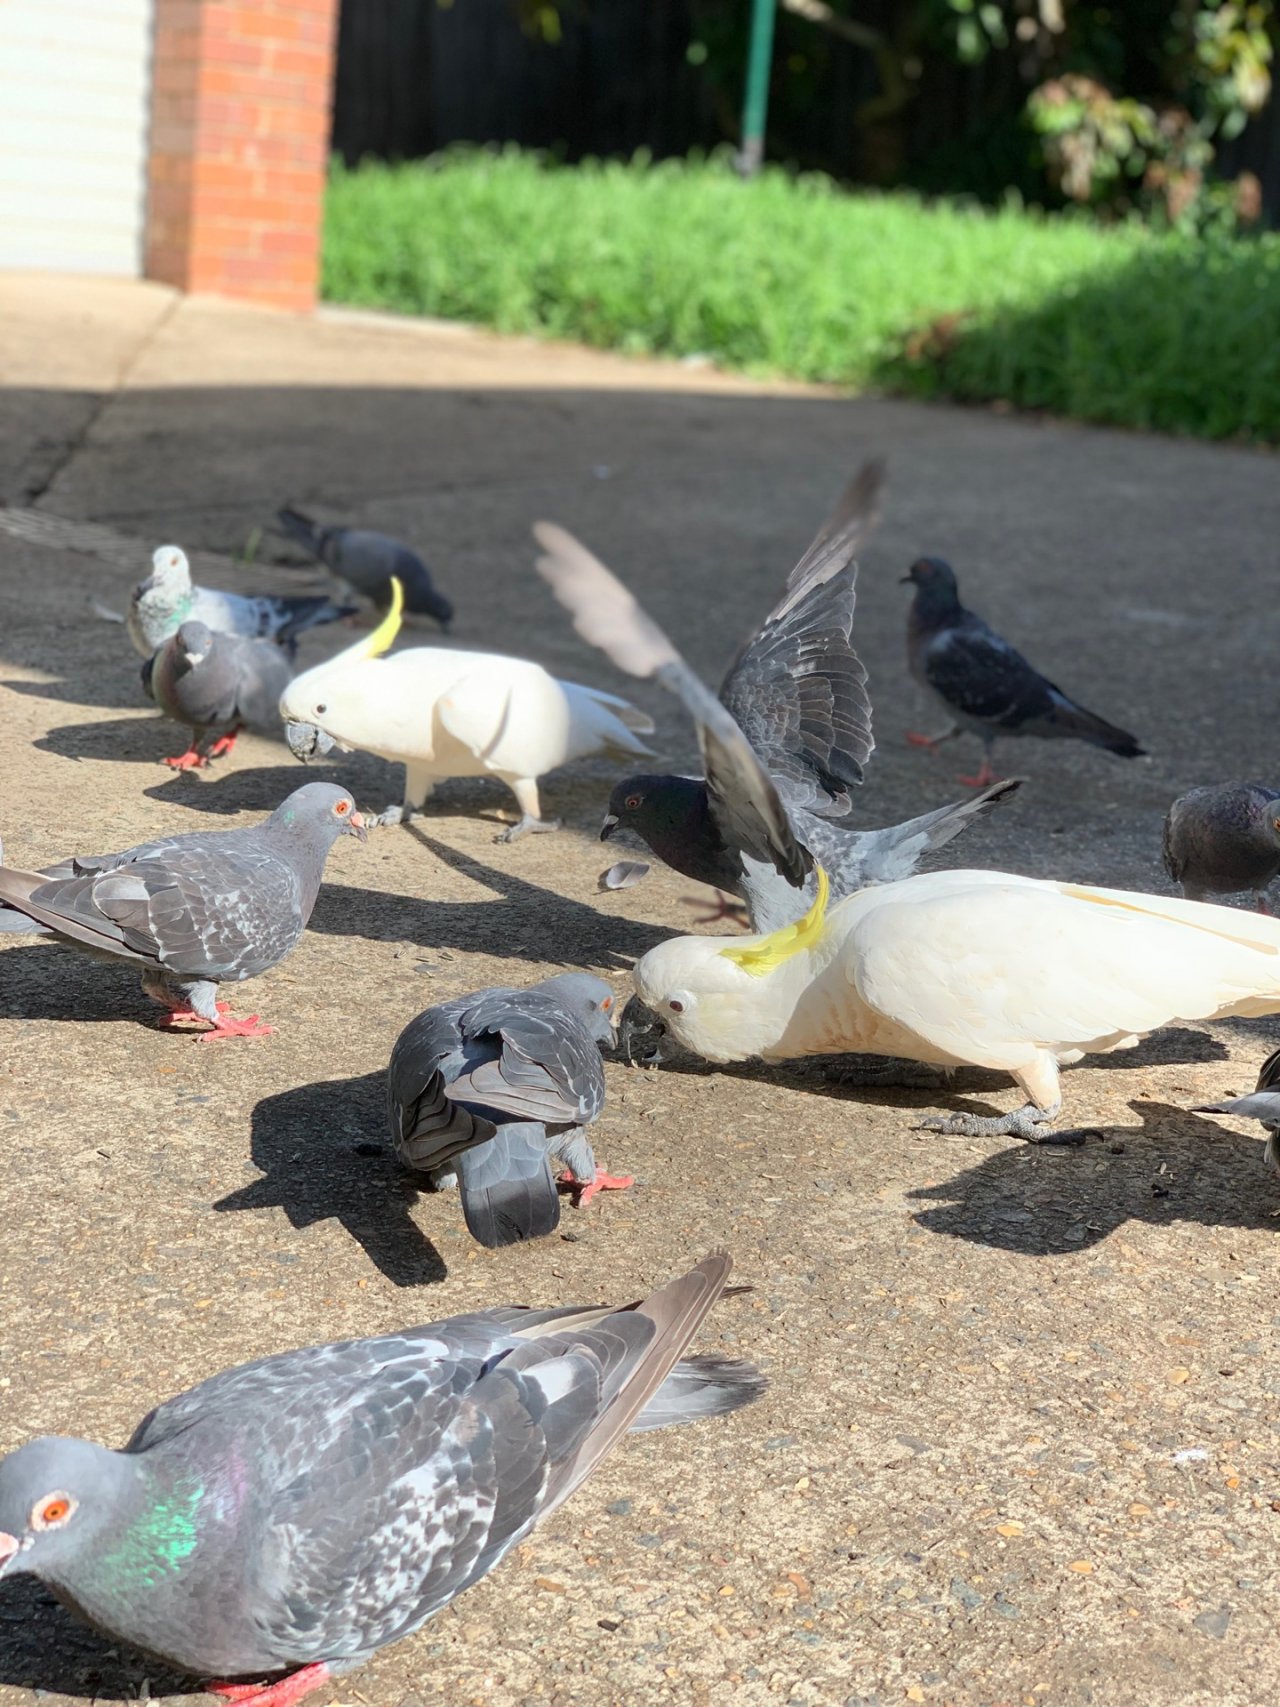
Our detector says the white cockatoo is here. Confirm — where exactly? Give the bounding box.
[280,580,655,839]
[625,865,1280,1138]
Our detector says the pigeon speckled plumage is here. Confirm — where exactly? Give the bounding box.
[1163,783,1280,911]
[535,465,1018,934]
[0,1254,762,1707]
[144,620,293,771]
[129,546,352,660]
[904,556,1144,787]
[276,507,453,627]
[387,972,633,1246]
[1194,1045,1280,1173]
[0,782,365,1038]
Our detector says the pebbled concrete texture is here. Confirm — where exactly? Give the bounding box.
[1,275,1280,1707]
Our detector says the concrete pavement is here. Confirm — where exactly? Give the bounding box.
[2,274,1280,1707]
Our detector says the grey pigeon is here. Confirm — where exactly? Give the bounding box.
[536,463,1020,935]
[276,507,453,627]
[904,556,1144,787]
[0,782,366,1039]
[0,1254,762,1705]
[387,972,633,1247]
[129,545,353,660]
[143,620,293,771]
[1163,783,1280,911]
[1193,1044,1280,1173]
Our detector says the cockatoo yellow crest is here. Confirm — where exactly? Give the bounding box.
[719,865,829,976]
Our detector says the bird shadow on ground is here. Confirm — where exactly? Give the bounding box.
[1,672,143,711]
[0,944,157,1026]
[143,760,346,815]
[35,711,172,765]
[0,1576,199,1698]
[217,1068,450,1287]
[305,828,672,972]
[908,1101,1280,1253]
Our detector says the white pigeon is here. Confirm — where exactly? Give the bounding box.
[129,545,351,659]
[280,580,656,838]
[627,865,1280,1138]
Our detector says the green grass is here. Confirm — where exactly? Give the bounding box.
[323,150,1280,442]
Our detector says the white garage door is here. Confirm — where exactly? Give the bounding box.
[0,0,154,274]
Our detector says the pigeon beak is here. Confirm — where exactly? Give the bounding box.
[616,994,667,1065]
[345,810,368,844]
[0,1533,26,1579]
[600,813,619,842]
[898,573,914,585]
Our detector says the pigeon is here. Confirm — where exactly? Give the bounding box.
[280,579,655,839]
[143,620,293,771]
[1193,1045,1280,1173]
[0,1253,762,1707]
[128,545,353,661]
[0,782,366,1039]
[387,972,633,1247]
[1162,783,1280,911]
[533,464,1019,934]
[625,863,1280,1139]
[903,556,1144,787]
[277,506,453,627]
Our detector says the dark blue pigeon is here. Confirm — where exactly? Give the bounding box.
[903,556,1144,787]
[144,619,293,771]
[387,971,632,1246]
[0,1253,762,1707]
[276,507,453,628]
[1163,782,1280,911]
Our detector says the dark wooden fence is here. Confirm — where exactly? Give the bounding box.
[331,0,1280,222]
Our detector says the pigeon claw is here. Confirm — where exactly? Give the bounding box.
[904,730,942,750]
[156,1000,233,1028]
[958,763,1003,788]
[196,1013,275,1043]
[681,889,749,930]
[163,747,209,771]
[207,728,241,759]
[208,1662,332,1707]
[557,1168,635,1207]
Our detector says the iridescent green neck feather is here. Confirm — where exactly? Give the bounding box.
[96,1477,204,1587]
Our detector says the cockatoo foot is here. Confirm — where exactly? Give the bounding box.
[918,1102,1055,1141]
[369,803,416,828]
[497,814,561,843]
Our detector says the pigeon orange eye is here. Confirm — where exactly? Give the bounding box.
[668,999,684,1014]
[335,800,350,815]
[1273,818,1280,832]
[31,1493,75,1530]
[601,997,612,1011]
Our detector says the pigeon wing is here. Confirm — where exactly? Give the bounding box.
[533,523,809,888]
[922,613,1059,729]
[719,460,881,817]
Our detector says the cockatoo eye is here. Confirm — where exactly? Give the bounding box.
[315,704,327,715]
[667,999,685,1014]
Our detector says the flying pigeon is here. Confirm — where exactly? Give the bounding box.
[1193,1045,1280,1172]
[624,863,1280,1139]
[0,1253,762,1707]
[533,464,1019,934]
[903,556,1144,787]
[277,506,454,627]
[1163,783,1280,911]
[281,580,655,839]
[143,620,293,771]
[128,545,353,661]
[0,782,365,1038]
[387,972,633,1247]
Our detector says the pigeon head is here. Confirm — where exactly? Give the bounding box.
[537,972,617,1046]
[0,1437,134,1584]
[602,775,705,844]
[267,781,368,844]
[901,556,962,623]
[175,620,215,668]
[418,584,454,631]
[139,544,193,601]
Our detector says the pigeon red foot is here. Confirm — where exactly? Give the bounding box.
[959,760,1003,788]
[681,889,749,929]
[558,1168,634,1207]
[156,1000,232,1027]
[209,1663,332,1707]
[163,747,209,771]
[198,1012,274,1043]
[207,728,241,759]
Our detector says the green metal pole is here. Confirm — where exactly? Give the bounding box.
[738,0,776,177]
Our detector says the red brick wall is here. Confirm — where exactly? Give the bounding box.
[145,0,339,312]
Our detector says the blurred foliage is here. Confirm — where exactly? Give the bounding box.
[324,148,1280,439]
